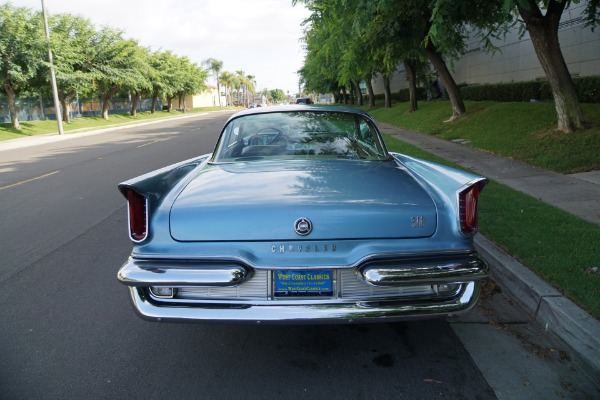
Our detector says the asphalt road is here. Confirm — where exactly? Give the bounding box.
[0,112,595,399]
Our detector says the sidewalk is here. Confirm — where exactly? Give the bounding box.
[377,122,600,377]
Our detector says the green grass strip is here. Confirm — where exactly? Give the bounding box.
[0,107,235,141]
[370,101,600,174]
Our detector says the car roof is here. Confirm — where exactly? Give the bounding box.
[225,105,373,125]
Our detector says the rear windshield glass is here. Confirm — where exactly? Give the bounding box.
[212,111,389,162]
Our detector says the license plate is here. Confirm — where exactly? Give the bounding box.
[274,270,333,297]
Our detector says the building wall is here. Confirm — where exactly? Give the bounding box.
[373,2,600,93]
[173,86,226,109]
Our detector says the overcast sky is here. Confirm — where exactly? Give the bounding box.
[12,0,311,95]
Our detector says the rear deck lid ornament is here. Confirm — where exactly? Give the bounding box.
[294,217,312,236]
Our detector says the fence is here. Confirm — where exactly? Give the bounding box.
[0,97,163,123]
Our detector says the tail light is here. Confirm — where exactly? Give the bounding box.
[458,179,487,236]
[127,189,148,242]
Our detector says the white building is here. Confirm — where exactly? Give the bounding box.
[372,2,600,94]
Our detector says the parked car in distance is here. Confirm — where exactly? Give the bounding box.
[295,97,313,104]
[117,106,489,324]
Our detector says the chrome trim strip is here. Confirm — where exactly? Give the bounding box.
[129,248,476,270]
[117,258,250,287]
[125,282,480,324]
[360,254,488,286]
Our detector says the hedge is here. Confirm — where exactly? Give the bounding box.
[460,75,600,103]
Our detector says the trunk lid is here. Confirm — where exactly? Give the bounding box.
[169,160,437,241]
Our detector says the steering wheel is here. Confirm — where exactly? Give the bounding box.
[252,128,288,145]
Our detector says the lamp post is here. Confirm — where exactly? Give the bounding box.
[41,0,63,135]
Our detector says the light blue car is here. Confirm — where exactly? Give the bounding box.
[117,106,488,324]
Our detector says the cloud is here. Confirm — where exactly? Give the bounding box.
[13,0,309,93]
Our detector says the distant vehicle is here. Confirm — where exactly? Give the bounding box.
[295,97,313,104]
[116,106,489,324]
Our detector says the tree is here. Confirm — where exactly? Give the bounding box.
[47,13,96,123]
[270,88,286,103]
[175,58,208,112]
[122,45,153,117]
[85,27,144,120]
[428,0,599,132]
[203,58,223,107]
[220,70,234,106]
[147,50,172,113]
[505,0,598,132]
[0,4,44,129]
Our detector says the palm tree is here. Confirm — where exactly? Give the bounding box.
[220,70,233,106]
[235,70,246,106]
[203,58,223,107]
[246,74,255,105]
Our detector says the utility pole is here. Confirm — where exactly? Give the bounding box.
[41,0,64,135]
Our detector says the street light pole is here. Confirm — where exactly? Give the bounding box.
[41,0,64,135]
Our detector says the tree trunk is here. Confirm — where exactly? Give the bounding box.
[131,93,139,117]
[216,76,222,107]
[151,93,157,114]
[423,41,465,120]
[383,74,392,108]
[102,97,110,120]
[101,86,117,120]
[59,90,75,124]
[517,1,584,133]
[404,59,418,113]
[167,96,173,112]
[353,81,363,106]
[60,96,71,124]
[366,78,375,108]
[4,83,20,129]
[341,87,348,105]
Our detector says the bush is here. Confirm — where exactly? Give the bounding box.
[397,87,427,102]
[461,76,600,103]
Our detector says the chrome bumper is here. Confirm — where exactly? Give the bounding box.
[125,281,480,324]
[118,253,488,324]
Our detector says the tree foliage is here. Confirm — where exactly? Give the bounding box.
[0,4,218,126]
[295,0,599,131]
[0,4,44,129]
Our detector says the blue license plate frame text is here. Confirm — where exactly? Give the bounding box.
[274,270,333,297]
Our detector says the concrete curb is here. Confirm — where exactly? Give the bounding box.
[475,234,600,378]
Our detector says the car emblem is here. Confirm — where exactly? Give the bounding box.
[294,217,312,236]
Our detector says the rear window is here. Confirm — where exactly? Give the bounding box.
[212,111,389,162]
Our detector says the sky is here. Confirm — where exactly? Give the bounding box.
[11,0,311,95]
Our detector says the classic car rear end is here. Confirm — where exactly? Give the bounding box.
[117,106,488,324]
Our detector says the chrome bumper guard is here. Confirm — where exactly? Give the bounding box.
[359,253,488,286]
[117,258,250,287]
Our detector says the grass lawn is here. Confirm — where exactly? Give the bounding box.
[369,100,600,174]
[0,107,233,142]
[382,125,600,319]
